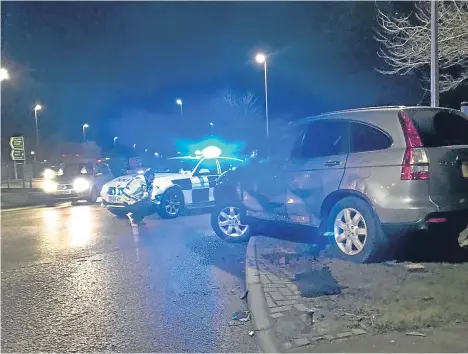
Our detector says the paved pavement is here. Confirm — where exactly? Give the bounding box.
[246,235,468,353]
[1,204,259,352]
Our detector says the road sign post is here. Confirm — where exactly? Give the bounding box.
[10,136,26,180]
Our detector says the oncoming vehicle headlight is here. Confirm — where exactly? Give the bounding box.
[42,180,57,193]
[43,168,56,180]
[73,178,91,192]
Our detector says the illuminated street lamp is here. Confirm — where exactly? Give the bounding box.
[255,52,269,138]
[133,143,137,152]
[82,123,89,142]
[176,98,183,115]
[34,104,42,158]
[31,150,36,162]
[0,68,10,81]
[114,136,119,147]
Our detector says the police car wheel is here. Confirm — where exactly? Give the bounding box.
[211,204,251,243]
[157,188,184,219]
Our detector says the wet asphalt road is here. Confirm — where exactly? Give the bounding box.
[1,204,259,353]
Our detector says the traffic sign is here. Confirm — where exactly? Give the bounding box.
[9,136,24,150]
[10,149,25,161]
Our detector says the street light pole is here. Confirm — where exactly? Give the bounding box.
[430,1,439,107]
[34,104,42,158]
[133,143,137,152]
[255,53,269,139]
[114,136,118,147]
[82,123,89,142]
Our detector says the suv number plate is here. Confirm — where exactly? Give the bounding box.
[462,161,468,178]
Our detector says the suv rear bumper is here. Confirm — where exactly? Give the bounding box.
[382,210,468,237]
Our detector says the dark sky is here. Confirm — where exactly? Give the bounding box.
[0,1,436,154]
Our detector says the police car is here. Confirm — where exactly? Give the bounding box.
[100,154,244,218]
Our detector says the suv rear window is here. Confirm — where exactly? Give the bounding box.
[408,109,468,147]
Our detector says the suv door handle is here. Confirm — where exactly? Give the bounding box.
[324,160,341,167]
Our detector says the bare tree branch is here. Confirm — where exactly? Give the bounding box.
[375,1,468,93]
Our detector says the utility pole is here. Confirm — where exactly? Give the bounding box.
[430,1,439,107]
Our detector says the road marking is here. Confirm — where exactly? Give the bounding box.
[0,202,77,213]
[1,205,46,212]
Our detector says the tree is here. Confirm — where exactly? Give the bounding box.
[375,1,468,93]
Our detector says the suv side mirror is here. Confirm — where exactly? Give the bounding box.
[198,168,211,175]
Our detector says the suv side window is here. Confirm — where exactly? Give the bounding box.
[350,122,392,153]
[195,158,219,175]
[299,120,349,159]
[219,159,242,173]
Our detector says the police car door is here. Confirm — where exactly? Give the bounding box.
[190,158,219,205]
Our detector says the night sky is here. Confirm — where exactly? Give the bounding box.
[1,1,463,157]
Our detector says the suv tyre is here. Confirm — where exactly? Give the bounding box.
[327,196,386,263]
[211,203,251,243]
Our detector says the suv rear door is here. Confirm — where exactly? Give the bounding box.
[405,108,468,210]
[282,119,349,227]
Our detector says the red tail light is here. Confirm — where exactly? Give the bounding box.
[398,111,429,180]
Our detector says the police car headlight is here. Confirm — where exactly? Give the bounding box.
[42,180,57,193]
[73,178,91,192]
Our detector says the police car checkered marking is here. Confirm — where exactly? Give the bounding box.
[171,176,215,205]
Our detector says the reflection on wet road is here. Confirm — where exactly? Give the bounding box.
[1,205,258,352]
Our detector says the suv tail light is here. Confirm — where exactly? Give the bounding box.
[398,110,429,180]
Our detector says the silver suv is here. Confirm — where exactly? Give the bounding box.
[211,106,468,263]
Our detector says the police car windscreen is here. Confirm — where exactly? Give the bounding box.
[58,163,93,176]
[154,158,199,174]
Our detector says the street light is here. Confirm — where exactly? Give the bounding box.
[82,123,89,142]
[255,52,269,139]
[0,68,10,81]
[133,143,137,152]
[34,104,42,159]
[176,98,183,115]
[114,136,119,147]
[31,150,36,162]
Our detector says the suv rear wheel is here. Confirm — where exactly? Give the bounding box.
[327,197,386,263]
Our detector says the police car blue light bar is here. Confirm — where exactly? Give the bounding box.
[202,146,222,158]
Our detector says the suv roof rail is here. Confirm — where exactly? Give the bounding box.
[290,105,462,125]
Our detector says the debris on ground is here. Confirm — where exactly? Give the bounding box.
[232,310,251,322]
[404,263,426,273]
[240,290,248,300]
[248,331,255,337]
[406,331,426,337]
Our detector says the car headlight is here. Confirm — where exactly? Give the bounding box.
[73,178,91,192]
[43,168,56,180]
[42,180,57,193]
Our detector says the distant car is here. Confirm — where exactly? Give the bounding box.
[211,106,468,263]
[100,156,244,218]
[41,161,114,206]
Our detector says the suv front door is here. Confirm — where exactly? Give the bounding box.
[282,119,349,227]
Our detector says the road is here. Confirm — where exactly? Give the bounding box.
[1,204,258,352]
